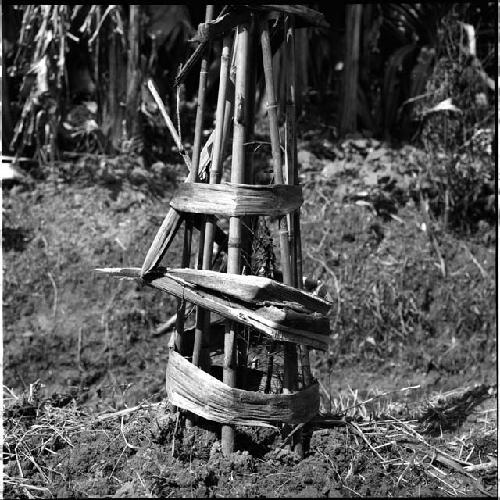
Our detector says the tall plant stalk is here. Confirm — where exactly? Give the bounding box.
[222,21,250,457]
[340,4,362,135]
[107,14,126,152]
[126,5,141,139]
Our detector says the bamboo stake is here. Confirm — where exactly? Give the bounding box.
[260,19,292,282]
[284,15,311,386]
[285,14,311,457]
[222,21,250,457]
[174,220,192,354]
[261,17,298,399]
[178,4,214,360]
[239,17,258,391]
[192,5,214,175]
[193,34,233,368]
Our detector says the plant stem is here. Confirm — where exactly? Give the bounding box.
[126,5,141,139]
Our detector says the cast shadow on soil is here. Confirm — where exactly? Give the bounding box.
[235,427,281,459]
[2,225,33,252]
[171,413,280,461]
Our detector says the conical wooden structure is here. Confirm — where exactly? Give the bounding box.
[97,5,331,457]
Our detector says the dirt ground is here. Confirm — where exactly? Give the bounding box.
[3,126,497,497]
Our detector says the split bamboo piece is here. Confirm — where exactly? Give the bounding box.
[146,79,192,170]
[222,21,250,456]
[260,17,298,399]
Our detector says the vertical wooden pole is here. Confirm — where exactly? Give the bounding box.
[285,14,310,382]
[260,21,292,281]
[222,21,250,457]
[201,38,235,350]
[244,18,257,187]
[192,4,214,365]
[261,18,298,400]
[285,14,311,457]
[174,220,192,354]
[191,5,214,175]
[177,5,214,358]
[239,17,257,390]
[194,34,233,368]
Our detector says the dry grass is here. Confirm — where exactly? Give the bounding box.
[4,381,497,498]
[299,168,495,379]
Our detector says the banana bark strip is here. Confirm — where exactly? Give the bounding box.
[170,183,303,217]
[166,350,320,427]
[95,267,330,350]
[166,268,331,315]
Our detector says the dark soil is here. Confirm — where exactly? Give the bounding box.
[4,397,497,498]
[3,133,497,497]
